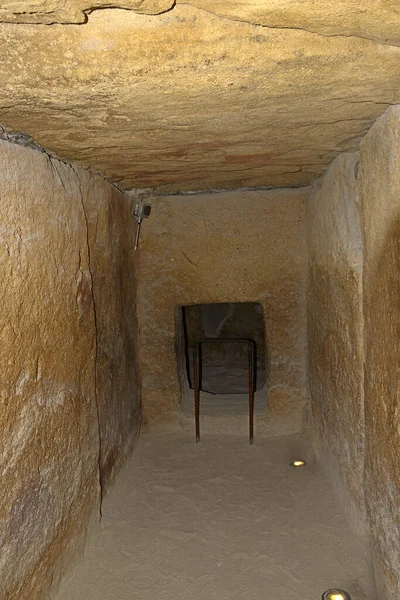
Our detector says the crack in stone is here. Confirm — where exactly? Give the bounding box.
[296,117,374,132]
[181,251,197,267]
[71,164,104,518]
[0,1,399,49]
[48,157,67,191]
[161,182,311,196]
[179,3,400,48]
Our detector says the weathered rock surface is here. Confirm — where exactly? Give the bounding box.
[0,0,399,44]
[0,4,399,192]
[306,104,400,600]
[83,174,141,489]
[0,140,140,599]
[307,152,367,534]
[0,0,173,24]
[137,189,308,436]
[0,140,99,600]
[360,106,400,600]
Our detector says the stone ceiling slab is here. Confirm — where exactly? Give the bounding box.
[0,3,399,192]
[1,0,399,43]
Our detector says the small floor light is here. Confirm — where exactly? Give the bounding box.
[290,460,307,468]
[322,590,351,600]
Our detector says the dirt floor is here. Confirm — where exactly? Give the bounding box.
[56,432,375,600]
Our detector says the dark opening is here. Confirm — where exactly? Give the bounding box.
[181,302,266,395]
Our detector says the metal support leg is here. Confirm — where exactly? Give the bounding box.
[194,343,200,443]
[249,341,255,445]
[193,338,256,444]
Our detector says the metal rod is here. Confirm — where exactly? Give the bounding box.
[249,341,255,445]
[134,221,141,250]
[192,338,256,444]
[194,342,200,443]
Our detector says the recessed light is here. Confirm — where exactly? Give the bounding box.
[290,460,307,468]
[322,590,351,600]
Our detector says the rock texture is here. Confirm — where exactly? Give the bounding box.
[307,152,366,534]
[0,4,400,191]
[306,105,400,600]
[137,189,308,436]
[0,140,140,600]
[0,0,399,42]
[360,106,400,600]
[81,174,141,489]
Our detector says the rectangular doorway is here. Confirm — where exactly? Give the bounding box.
[179,302,267,417]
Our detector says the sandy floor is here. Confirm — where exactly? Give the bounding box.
[56,432,375,600]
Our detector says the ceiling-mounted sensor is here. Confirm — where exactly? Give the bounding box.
[133,201,151,250]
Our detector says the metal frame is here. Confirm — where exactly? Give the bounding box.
[193,338,256,445]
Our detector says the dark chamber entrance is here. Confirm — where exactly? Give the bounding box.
[181,302,266,395]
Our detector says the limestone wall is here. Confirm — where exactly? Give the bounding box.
[137,189,308,437]
[82,176,141,488]
[307,152,367,533]
[307,105,400,599]
[0,140,140,599]
[360,106,400,600]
